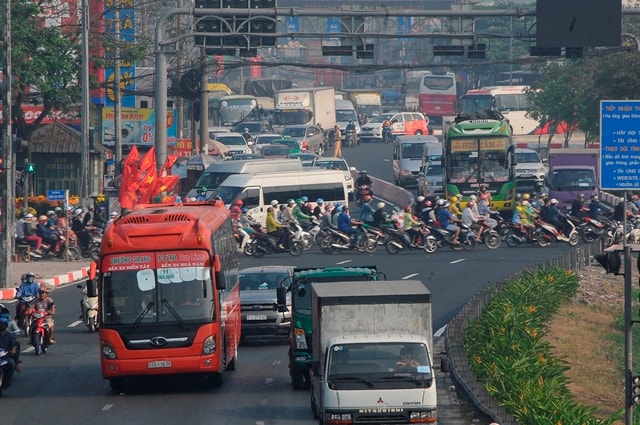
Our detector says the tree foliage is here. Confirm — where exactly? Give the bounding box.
[527,52,640,145]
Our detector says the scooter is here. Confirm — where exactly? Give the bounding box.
[344,129,357,147]
[383,224,438,254]
[245,225,303,258]
[504,222,542,248]
[321,225,378,254]
[15,295,35,335]
[382,125,393,144]
[536,217,579,247]
[0,348,12,395]
[288,221,314,251]
[355,183,373,206]
[77,279,99,333]
[29,309,51,355]
[425,223,476,252]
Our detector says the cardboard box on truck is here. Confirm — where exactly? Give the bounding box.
[310,280,437,424]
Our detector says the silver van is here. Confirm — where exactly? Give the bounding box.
[392,135,439,187]
[417,142,444,199]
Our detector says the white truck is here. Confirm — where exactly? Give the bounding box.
[273,87,336,131]
[352,92,382,118]
[310,280,437,425]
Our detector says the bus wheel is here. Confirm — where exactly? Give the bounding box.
[207,373,223,387]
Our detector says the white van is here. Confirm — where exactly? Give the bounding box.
[392,134,439,187]
[417,142,444,199]
[335,99,361,141]
[212,169,349,225]
[187,159,303,199]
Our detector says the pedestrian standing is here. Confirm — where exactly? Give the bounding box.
[332,125,342,158]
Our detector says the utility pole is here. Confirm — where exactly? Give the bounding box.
[80,0,91,199]
[114,3,123,173]
[1,0,14,289]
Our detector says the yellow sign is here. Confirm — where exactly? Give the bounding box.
[450,137,508,152]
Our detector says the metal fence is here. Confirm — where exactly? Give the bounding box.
[445,242,603,424]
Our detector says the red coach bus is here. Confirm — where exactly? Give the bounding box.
[405,70,457,126]
[98,201,240,392]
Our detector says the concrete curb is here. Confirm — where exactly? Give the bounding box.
[0,268,89,300]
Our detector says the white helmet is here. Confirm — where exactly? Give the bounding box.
[416,196,425,202]
[110,211,118,218]
[270,199,279,206]
[74,208,83,217]
[469,194,477,202]
[550,198,559,205]
[436,199,445,206]
[377,202,386,209]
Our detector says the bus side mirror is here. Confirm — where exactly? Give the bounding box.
[215,271,226,290]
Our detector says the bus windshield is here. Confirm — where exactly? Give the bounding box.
[448,137,511,184]
[101,256,215,326]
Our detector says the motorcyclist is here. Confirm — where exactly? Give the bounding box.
[28,288,56,344]
[337,206,363,250]
[587,195,605,220]
[548,198,570,237]
[461,201,485,243]
[266,206,288,249]
[449,196,463,217]
[321,204,334,228]
[345,120,357,145]
[195,187,207,201]
[414,196,428,217]
[360,195,375,225]
[570,193,589,219]
[299,196,312,216]
[402,205,423,246]
[229,200,243,221]
[0,307,21,372]
[36,215,60,250]
[437,201,461,244]
[382,117,393,142]
[72,208,91,251]
[373,202,393,229]
[355,170,373,202]
[293,199,312,223]
[420,200,435,225]
[15,272,40,321]
[312,199,324,219]
[93,206,108,230]
[0,321,19,389]
[242,128,252,144]
[513,199,537,239]
[22,214,44,253]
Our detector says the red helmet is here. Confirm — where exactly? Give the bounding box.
[467,201,475,207]
[234,200,243,207]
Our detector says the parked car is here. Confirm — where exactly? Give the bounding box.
[239,265,294,340]
[311,156,355,197]
[360,112,430,143]
[253,133,284,154]
[232,120,273,135]
[260,144,291,159]
[214,132,253,157]
[288,151,319,166]
[280,124,326,155]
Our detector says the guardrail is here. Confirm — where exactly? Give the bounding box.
[350,170,414,209]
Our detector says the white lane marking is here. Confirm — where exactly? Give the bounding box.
[102,404,114,411]
[402,273,418,280]
[69,320,82,327]
[256,422,266,425]
[383,159,391,162]
[336,260,352,265]
[23,346,35,353]
[272,359,282,366]
[450,259,465,264]
[264,377,274,385]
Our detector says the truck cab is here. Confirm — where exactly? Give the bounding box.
[277,266,385,389]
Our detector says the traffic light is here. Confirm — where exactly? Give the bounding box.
[595,251,622,275]
[26,163,36,173]
[630,374,640,406]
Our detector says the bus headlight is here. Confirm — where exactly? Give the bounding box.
[202,335,217,355]
[101,342,118,360]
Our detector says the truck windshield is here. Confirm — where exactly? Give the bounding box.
[101,268,215,327]
[550,169,596,190]
[328,342,432,389]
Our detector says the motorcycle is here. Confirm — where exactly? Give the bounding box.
[288,221,314,251]
[0,348,12,395]
[383,224,438,254]
[16,295,35,335]
[425,223,476,252]
[476,226,502,250]
[40,231,81,261]
[504,222,542,247]
[382,125,393,144]
[580,216,615,245]
[536,217,579,247]
[81,227,102,261]
[245,225,303,258]
[344,129,357,147]
[77,280,99,333]
[15,239,43,262]
[29,309,52,355]
[320,225,378,254]
[355,183,373,206]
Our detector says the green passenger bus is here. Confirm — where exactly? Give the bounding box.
[443,110,517,212]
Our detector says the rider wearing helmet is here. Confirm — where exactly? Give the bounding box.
[359,195,374,225]
[71,208,92,251]
[29,287,56,344]
[196,187,208,201]
[242,128,252,143]
[449,196,463,217]
[229,200,243,221]
[355,170,373,203]
[403,205,423,246]
[373,202,392,228]
[312,199,324,219]
[293,198,312,222]
[15,272,41,321]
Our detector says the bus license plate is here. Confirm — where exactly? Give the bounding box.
[246,314,267,321]
[148,361,172,369]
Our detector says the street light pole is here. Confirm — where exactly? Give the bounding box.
[1,0,14,289]
[80,0,91,199]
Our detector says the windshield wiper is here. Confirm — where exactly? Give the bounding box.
[382,374,433,386]
[162,299,190,330]
[131,301,154,330]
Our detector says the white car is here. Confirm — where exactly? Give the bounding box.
[253,133,284,154]
[214,132,253,157]
[515,148,547,190]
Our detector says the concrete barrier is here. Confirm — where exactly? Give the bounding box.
[351,170,414,209]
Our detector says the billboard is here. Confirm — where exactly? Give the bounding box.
[102,108,177,147]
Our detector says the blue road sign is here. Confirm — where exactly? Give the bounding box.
[47,190,65,201]
[286,17,299,33]
[600,100,640,190]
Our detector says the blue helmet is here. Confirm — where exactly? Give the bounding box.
[316,198,324,204]
[241,207,248,213]
[301,196,309,202]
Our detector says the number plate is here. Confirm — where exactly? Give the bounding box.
[148,361,172,369]
[246,314,267,321]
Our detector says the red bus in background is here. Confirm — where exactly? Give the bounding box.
[98,201,240,392]
[405,71,457,126]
